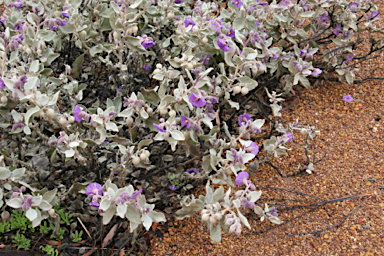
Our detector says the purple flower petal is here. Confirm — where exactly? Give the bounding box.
[235,171,249,186]
[169,185,179,190]
[86,183,103,196]
[73,105,83,122]
[186,168,199,174]
[342,94,354,102]
[232,0,243,9]
[153,123,167,133]
[184,18,195,28]
[238,113,252,126]
[180,116,191,128]
[226,27,235,39]
[217,38,229,52]
[189,93,206,108]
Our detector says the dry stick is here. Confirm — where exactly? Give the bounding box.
[286,197,369,237]
[244,194,370,236]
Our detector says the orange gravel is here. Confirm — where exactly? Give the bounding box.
[149,3,384,256]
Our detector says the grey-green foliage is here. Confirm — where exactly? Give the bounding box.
[0,0,381,243]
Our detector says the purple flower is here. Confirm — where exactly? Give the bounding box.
[13,21,25,31]
[348,2,358,12]
[333,24,342,36]
[270,207,278,216]
[255,20,260,26]
[0,77,5,89]
[230,148,244,164]
[279,0,292,6]
[60,20,67,26]
[50,24,58,30]
[238,113,252,126]
[175,0,182,3]
[89,201,100,207]
[61,12,70,18]
[180,116,191,129]
[283,132,293,143]
[217,38,229,52]
[8,0,23,10]
[184,18,195,28]
[22,195,34,211]
[203,54,210,65]
[73,105,83,122]
[235,171,249,186]
[342,94,354,102]
[86,183,103,197]
[153,123,167,133]
[129,188,143,199]
[232,0,243,9]
[141,39,155,49]
[12,122,24,131]
[344,54,354,63]
[169,185,179,190]
[189,93,207,108]
[244,142,259,155]
[311,68,322,76]
[186,168,199,174]
[367,11,379,21]
[226,27,235,39]
[144,64,150,71]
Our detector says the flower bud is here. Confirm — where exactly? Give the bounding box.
[53,11,61,18]
[126,117,133,127]
[156,63,163,69]
[233,86,241,95]
[25,47,32,55]
[192,26,199,33]
[79,30,87,41]
[185,63,193,70]
[241,87,249,95]
[146,107,153,115]
[144,150,150,158]
[140,152,148,162]
[132,156,140,166]
[168,110,176,117]
[113,31,120,40]
[201,213,210,222]
[93,9,99,16]
[131,25,138,35]
[48,209,56,217]
[1,211,10,221]
[159,108,168,116]
[68,116,75,123]
[59,117,67,126]
[213,212,222,221]
[167,12,175,20]
[1,96,7,104]
[46,108,55,119]
[201,209,210,215]
[201,37,208,45]
[209,216,218,226]
[252,66,258,76]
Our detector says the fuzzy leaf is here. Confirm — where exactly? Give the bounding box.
[0,167,11,180]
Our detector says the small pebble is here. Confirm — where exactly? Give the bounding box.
[374,117,381,121]
[362,225,371,229]
[378,185,384,189]
[166,252,173,255]
[185,246,190,249]
[368,178,375,182]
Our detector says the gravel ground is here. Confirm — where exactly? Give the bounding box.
[149,5,384,256]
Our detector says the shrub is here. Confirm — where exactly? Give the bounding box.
[0,0,382,246]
